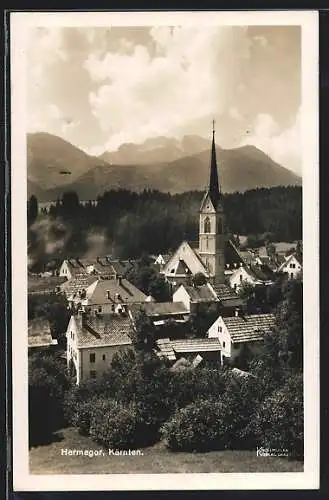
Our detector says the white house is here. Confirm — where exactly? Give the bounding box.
[278,253,302,279]
[229,264,274,292]
[66,312,133,385]
[207,312,275,365]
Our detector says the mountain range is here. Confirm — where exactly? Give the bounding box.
[27,132,302,201]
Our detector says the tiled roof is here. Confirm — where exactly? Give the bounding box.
[87,278,147,305]
[28,276,67,294]
[156,337,221,360]
[110,259,137,276]
[170,338,222,353]
[223,313,276,343]
[183,284,218,302]
[75,313,133,348]
[246,264,275,282]
[212,282,240,301]
[64,258,136,278]
[28,318,57,348]
[130,301,188,318]
[61,275,98,297]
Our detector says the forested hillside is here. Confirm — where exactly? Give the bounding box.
[28,186,302,270]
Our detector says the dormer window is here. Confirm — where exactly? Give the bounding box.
[204,216,211,233]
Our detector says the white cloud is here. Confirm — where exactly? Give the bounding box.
[240,108,301,173]
[84,26,249,151]
[229,106,243,121]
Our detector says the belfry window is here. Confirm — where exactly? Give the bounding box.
[204,216,211,233]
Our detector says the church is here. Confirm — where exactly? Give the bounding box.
[161,123,244,292]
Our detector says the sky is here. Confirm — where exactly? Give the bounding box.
[27,25,301,173]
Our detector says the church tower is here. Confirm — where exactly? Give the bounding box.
[198,121,226,284]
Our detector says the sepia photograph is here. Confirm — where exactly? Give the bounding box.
[11,10,319,491]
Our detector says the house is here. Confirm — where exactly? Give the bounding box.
[207,312,275,365]
[155,337,222,364]
[71,277,149,315]
[161,124,243,289]
[28,318,58,351]
[229,264,275,292]
[278,252,302,279]
[59,257,136,281]
[173,282,219,313]
[66,312,133,385]
[129,301,189,328]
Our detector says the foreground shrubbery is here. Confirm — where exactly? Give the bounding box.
[161,398,229,452]
[34,339,303,457]
[254,374,303,459]
[29,352,70,446]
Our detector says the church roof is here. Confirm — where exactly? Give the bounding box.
[207,127,221,209]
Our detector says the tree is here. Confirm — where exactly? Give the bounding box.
[131,309,156,351]
[27,195,38,226]
[29,352,70,446]
[61,191,80,217]
[275,277,303,373]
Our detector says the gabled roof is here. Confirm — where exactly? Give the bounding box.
[74,314,133,348]
[61,275,98,297]
[86,278,147,305]
[222,313,276,343]
[180,283,218,302]
[278,252,303,271]
[247,264,275,282]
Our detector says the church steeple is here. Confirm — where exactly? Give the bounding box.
[198,120,226,284]
[208,120,221,210]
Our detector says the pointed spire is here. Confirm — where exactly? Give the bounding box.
[208,119,220,209]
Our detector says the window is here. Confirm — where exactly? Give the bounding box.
[90,370,96,379]
[206,236,209,249]
[204,216,211,233]
[218,326,222,333]
[289,263,296,269]
[90,353,96,363]
[102,354,106,361]
[223,341,226,348]
[217,218,222,233]
[98,306,102,313]
[240,274,243,282]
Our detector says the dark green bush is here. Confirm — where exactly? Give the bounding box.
[161,398,230,452]
[89,398,157,449]
[254,374,303,459]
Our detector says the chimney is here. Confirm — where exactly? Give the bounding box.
[118,276,122,286]
[97,256,102,265]
[235,308,239,317]
[77,308,87,328]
